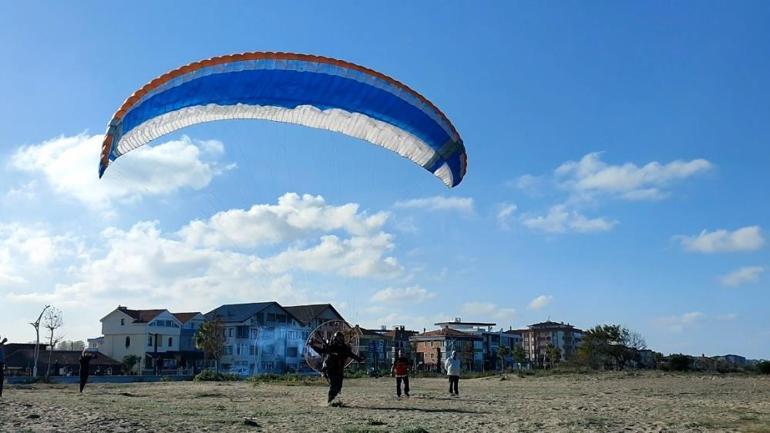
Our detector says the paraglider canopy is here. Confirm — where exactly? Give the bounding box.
[99,52,467,187]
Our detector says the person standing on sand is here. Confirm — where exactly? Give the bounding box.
[0,336,7,397]
[79,348,95,393]
[391,349,410,398]
[309,331,364,404]
[445,350,461,396]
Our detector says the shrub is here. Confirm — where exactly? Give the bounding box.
[194,370,241,382]
[345,370,368,379]
[757,361,770,375]
[667,354,693,372]
[247,373,325,386]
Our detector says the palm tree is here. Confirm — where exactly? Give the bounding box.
[497,346,510,372]
[194,317,225,372]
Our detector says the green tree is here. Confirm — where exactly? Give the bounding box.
[195,317,225,372]
[512,345,527,368]
[578,324,645,370]
[497,346,510,371]
[545,344,562,369]
[122,354,141,375]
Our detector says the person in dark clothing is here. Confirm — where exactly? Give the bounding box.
[391,349,410,398]
[309,331,364,404]
[0,336,7,398]
[79,348,96,393]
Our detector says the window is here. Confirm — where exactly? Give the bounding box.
[236,326,249,339]
[125,336,131,348]
[148,336,152,347]
[228,328,234,337]
[287,347,298,357]
[120,318,125,326]
[168,337,173,347]
[249,345,256,356]
[267,313,276,322]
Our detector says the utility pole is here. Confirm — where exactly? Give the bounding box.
[30,305,50,378]
[151,333,159,375]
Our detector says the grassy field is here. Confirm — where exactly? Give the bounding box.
[1,372,769,432]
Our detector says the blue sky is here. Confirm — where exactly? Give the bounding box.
[0,1,768,358]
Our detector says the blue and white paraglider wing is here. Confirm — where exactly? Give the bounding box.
[99,52,467,187]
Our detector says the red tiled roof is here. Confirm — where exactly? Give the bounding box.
[381,329,418,338]
[117,307,165,323]
[172,312,201,324]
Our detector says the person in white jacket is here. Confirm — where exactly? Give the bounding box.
[444,350,461,396]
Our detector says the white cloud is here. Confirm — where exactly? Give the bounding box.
[180,193,388,248]
[461,302,516,324]
[368,312,433,333]
[4,195,401,308]
[555,152,712,201]
[653,311,704,333]
[10,133,230,211]
[371,286,436,303]
[678,226,765,253]
[506,174,545,195]
[528,295,553,310]
[720,266,764,287]
[521,205,617,234]
[394,196,474,214]
[0,223,78,288]
[496,203,517,230]
[260,233,401,278]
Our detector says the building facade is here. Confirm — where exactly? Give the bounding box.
[94,306,203,374]
[411,327,482,372]
[518,321,583,366]
[3,344,122,376]
[206,302,308,375]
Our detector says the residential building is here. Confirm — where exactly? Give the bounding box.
[350,325,419,372]
[518,321,583,366]
[411,327,482,371]
[174,312,205,352]
[205,302,309,375]
[381,325,418,357]
[435,319,506,370]
[284,304,345,331]
[354,327,388,372]
[3,343,121,376]
[95,306,203,374]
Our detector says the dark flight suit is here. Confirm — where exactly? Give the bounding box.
[79,353,95,393]
[311,339,364,403]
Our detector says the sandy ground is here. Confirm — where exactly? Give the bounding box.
[1,372,769,433]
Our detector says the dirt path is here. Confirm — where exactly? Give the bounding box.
[1,373,769,432]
